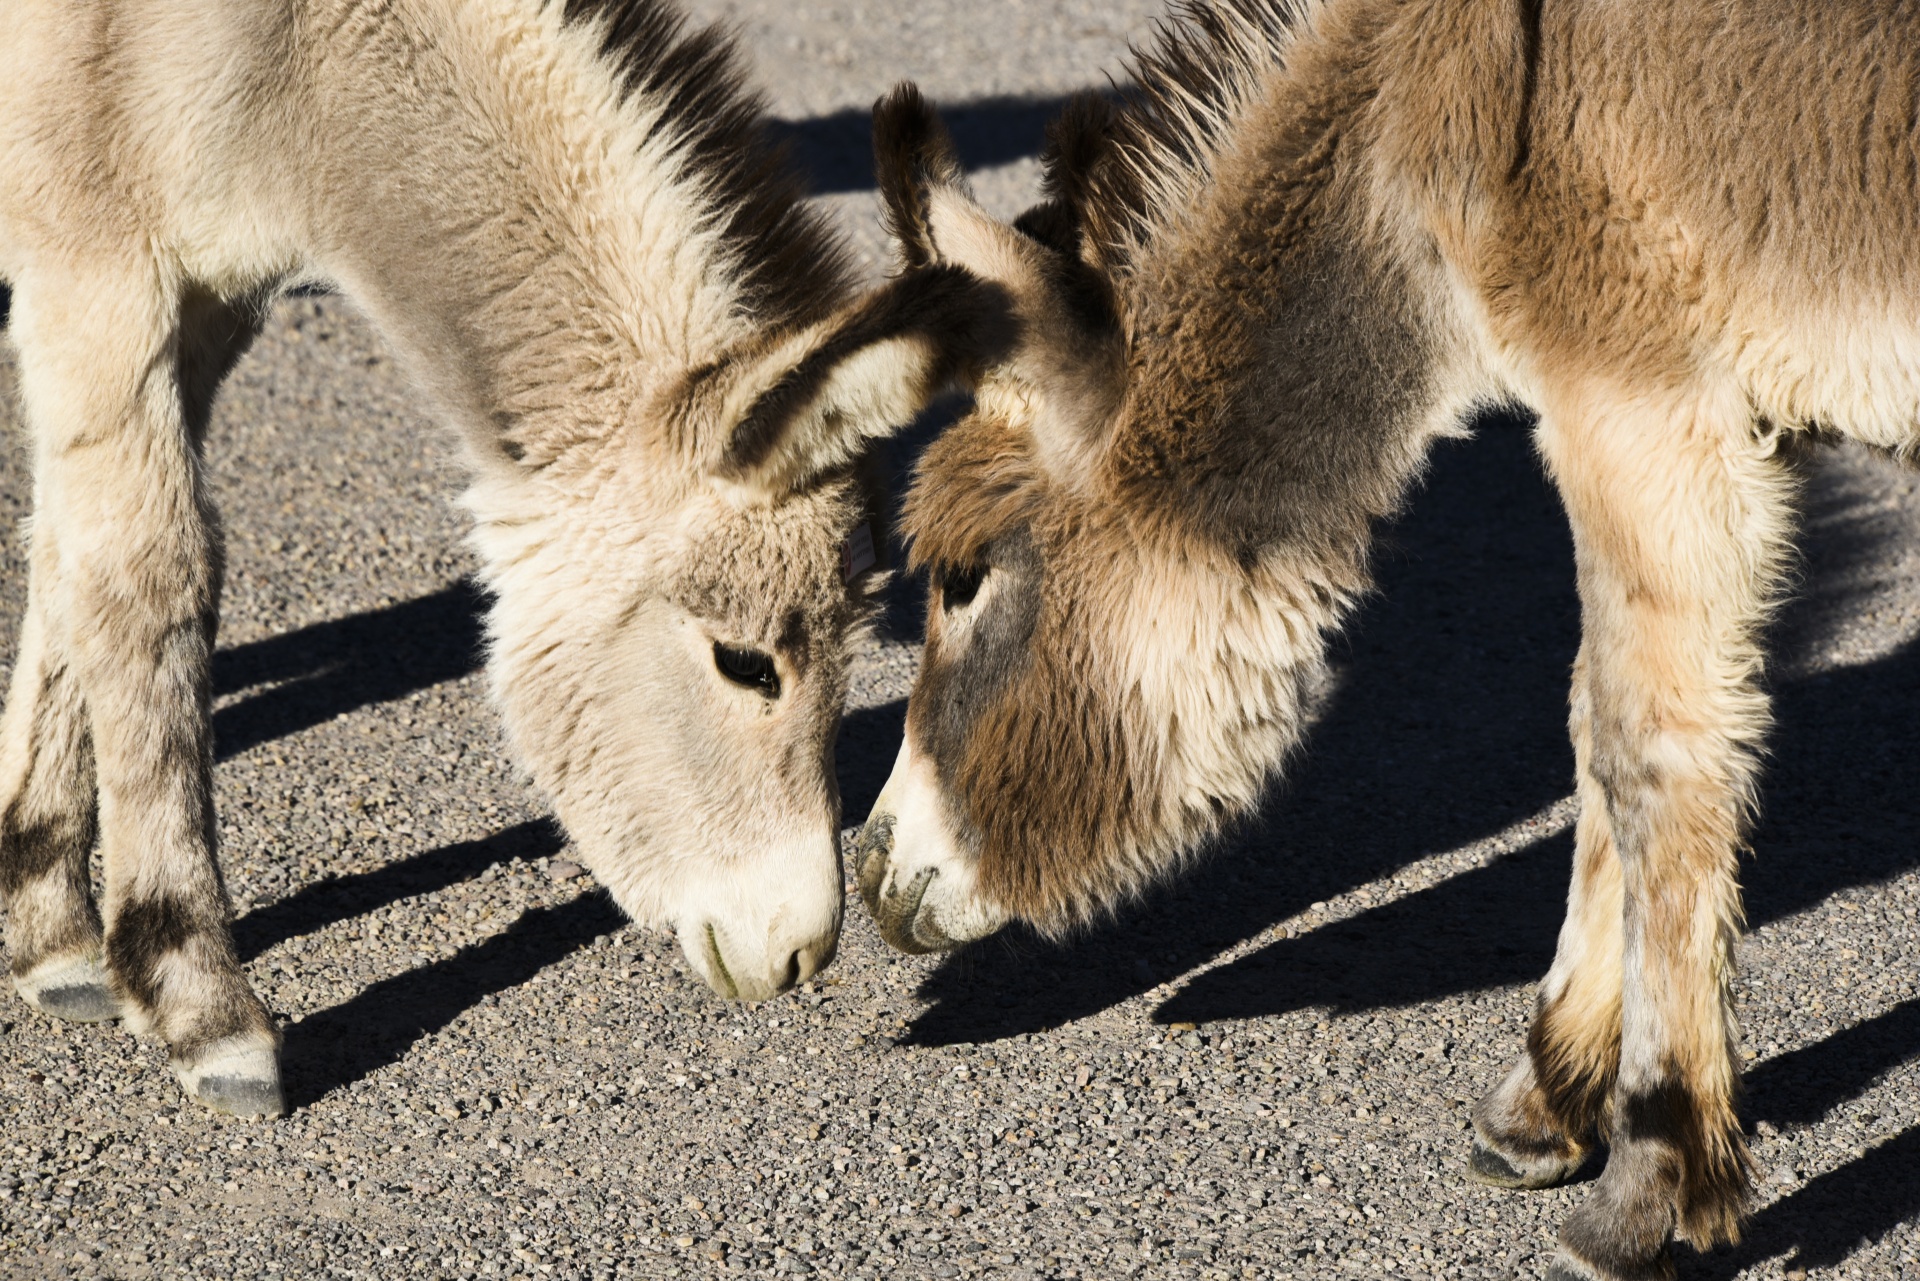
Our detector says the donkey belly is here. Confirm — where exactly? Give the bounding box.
[1733,311,1920,453]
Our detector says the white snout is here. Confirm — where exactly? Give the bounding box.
[672,833,844,1001]
[856,738,1009,952]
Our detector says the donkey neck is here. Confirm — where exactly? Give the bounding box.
[1105,0,1507,578]
[291,0,850,473]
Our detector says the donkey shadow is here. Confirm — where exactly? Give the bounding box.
[228,818,607,1105]
[232,819,562,962]
[1678,1001,1920,1276]
[275,886,625,1108]
[900,415,1920,1051]
[1157,632,1920,1028]
[213,579,486,760]
[1688,1124,1920,1278]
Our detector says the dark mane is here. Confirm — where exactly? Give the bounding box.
[1067,0,1304,271]
[562,0,851,328]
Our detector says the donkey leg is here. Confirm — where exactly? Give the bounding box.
[11,273,279,1117]
[1470,656,1622,1188]
[1533,390,1782,1281]
[0,572,112,1023]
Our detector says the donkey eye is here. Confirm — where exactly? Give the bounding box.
[938,563,986,612]
[713,642,780,697]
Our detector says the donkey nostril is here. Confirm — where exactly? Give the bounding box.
[702,923,740,1001]
[854,813,897,911]
[774,949,803,992]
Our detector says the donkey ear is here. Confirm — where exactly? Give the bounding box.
[871,85,1127,490]
[1023,92,1120,264]
[708,265,1016,497]
[873,83,1056,297]
[874,82,968,272]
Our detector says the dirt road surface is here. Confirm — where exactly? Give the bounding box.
[2,2,1917,1278]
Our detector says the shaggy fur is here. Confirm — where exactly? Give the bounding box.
[855,1,1920,1275]
[0,0,1001,1119]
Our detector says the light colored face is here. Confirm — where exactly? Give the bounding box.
[471,260,1013,999]
[489,474,877,1000]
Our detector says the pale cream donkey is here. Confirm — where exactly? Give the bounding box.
[856,1,1920,1277]
[0,0,1006,1119]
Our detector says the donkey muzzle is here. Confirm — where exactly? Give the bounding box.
[854,813,950,954]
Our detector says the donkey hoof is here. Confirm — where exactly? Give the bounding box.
[1540,1249,1672,1281]
[15,953,122,1023]
[1546,1230,1676,1281]
[1466,1139,1580,1190]
[175,1039,285,1119]
[1544,1257,1597,1281]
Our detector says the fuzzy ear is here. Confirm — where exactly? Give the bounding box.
[706,264,1016,497]
[871,85,1129,491]
[873,82,1055,298]
[873,82,969,272]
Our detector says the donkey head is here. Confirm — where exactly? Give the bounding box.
[855,85,1345,952]
[471,262,1013,999]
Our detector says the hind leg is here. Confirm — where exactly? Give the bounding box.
[0,566,114,1022]
[9,269,278,1116]
[1522,385,1779,1280]
[1470,653,1623,1187]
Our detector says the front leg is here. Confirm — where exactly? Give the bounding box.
[0,570,113,1023]
[11,273,279,1117]
[1469,691,1622,1190]
[1512,387,1785,1280]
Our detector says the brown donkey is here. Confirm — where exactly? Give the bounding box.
[0,0,1003,1118]
[855,1,1920,1276]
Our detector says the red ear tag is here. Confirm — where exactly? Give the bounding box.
[841,522,877,583]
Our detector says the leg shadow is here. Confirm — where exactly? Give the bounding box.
[279,890,626,1108]
[1744,996,1920,1130]
[213,580,486,759]
[1159,634,1920,1027]
[232,819,562,962]
[1689,1125,1920,1276]
[1156,828,1575,1025]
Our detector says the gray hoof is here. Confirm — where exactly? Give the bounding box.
[1466,1139,1581,1190]
[33,979,122,1023]
[191,1072,286,1120]
[15,953,122,1023]
[1467,1140,1533,1187]
[176,1037,285,1119]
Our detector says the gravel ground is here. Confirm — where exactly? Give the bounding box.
[4,3,1920,1279]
